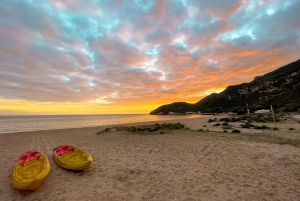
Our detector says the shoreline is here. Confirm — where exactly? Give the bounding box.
[0,114,217,135]
[2,113,299,136]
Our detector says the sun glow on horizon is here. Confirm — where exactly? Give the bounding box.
[0,98,167,115]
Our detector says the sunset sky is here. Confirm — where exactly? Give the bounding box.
[1,0,300,115]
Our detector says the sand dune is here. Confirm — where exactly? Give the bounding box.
[1,115,300,201]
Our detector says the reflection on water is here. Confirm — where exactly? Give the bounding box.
[0,114,203,134]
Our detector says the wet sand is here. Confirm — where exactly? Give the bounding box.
[1,115,300,201]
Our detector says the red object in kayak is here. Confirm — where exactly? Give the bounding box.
[53,145,93,171]
[53,145,75,157]
[18,151,41,166]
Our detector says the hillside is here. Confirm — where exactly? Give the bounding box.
[150,59,300,115]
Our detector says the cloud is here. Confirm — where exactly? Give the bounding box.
[0,0,299,113]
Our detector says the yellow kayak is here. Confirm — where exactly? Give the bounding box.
[53,145,92,171]
[11,151,51,190]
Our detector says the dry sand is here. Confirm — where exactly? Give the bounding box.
[1,115,300,201]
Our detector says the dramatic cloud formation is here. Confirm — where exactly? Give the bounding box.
[0,0,299,114]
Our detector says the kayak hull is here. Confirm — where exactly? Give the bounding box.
[11,151,51,190]
[53,145,93,171]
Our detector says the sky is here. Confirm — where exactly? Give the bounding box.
[0,0,300,115]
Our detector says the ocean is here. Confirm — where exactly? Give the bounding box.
[0,114,203,134]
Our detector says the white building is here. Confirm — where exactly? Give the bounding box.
[185,112,195,114]
[255,109,270,114]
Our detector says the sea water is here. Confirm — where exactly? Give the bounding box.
[0,114,202,134]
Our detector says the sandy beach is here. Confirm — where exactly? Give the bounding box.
[1,115,300,201]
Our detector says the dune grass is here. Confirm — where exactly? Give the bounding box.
[96,122,300,148]
[96,122,190,135]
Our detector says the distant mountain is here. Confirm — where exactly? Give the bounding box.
[150,59,300,115]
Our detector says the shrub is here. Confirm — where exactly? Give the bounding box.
[220,117,234,122]
[198,129,204,132]
[254,125,270,129]
[165,123,173,128]
[272,127,279,130]
[224,118,231,122]
[96,131,104,135]
[279,107,288,112]
[160,132,164,134]
[289,128,295,130]
[260,125,269,129]
[237,110,245,115]
[241,122,254,128]
[203,125,207,127]
[213,123,221,126]
[223,130,227,132]
[127,127,137,132]
[232,129,241,133]
[231,117,241,122]
[222,122,229,126]
[208,119,214,123]
[241,115,250,120]
[241,124,250,129]
[178,123,185,128]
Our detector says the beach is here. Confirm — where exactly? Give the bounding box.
[1,115,300,201]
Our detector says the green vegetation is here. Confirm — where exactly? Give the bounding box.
[96,131,105,135]
[208,118,218,123]
[219,114,281,124]
[96,122,300,148]
[219,117,241,122]
[240,122,254,128]
[96,122,188,135]
[253,125,270,129]
[237,110,245,115]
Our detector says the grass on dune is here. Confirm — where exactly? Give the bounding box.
[96,122,300,148]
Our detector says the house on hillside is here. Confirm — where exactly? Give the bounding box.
[185,112,195,114]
